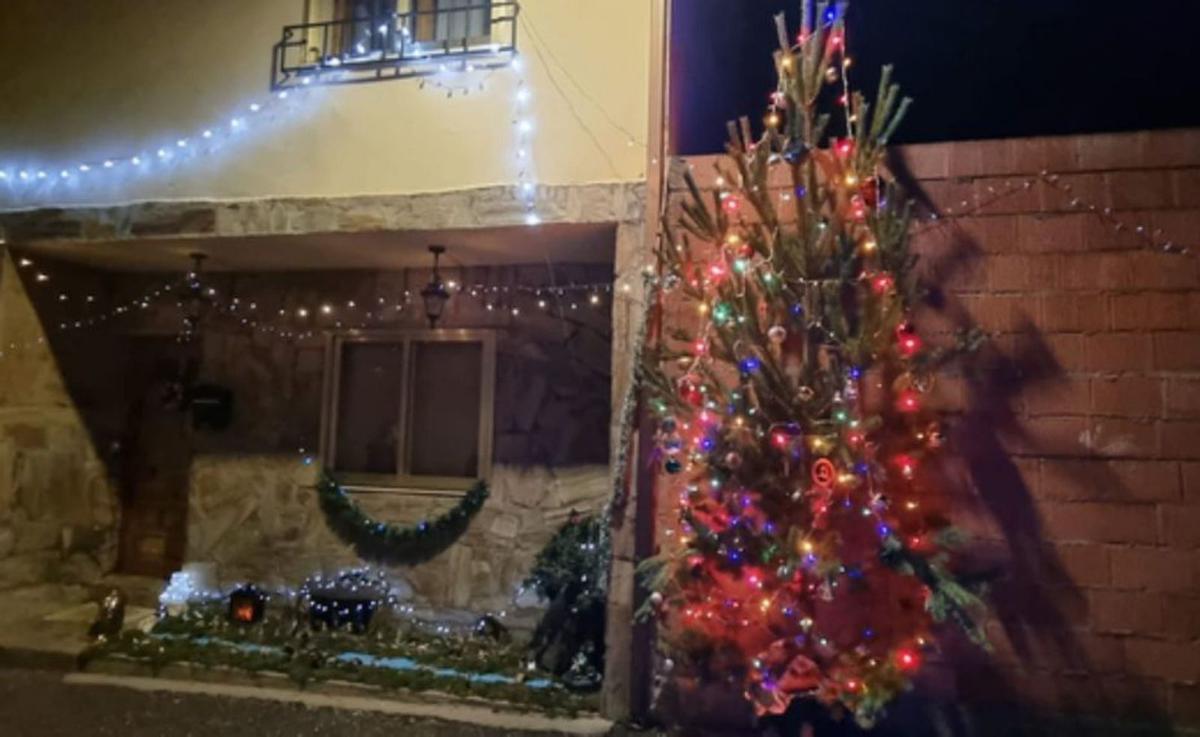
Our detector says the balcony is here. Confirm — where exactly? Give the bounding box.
[271,1,518,90]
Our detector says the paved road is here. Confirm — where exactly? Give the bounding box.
[0,668,556,737]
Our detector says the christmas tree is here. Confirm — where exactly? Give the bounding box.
[643,3,988,728]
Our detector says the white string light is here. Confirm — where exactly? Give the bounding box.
[0,89,316,201]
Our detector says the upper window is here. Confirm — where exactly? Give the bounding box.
[322,331,495,489]
[414,0,492,44]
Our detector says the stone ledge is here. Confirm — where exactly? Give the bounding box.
[68,667,613,736]
[0,182,647,244]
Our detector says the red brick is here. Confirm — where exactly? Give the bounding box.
[1106,170,1174,211]
[947,139,1017,178]
[1090,590,1164,635]
[1162,505,1200,549]
[1186,463,1200,500]
[973,176,1042,216]
[1050,543,1110,587]
[961,294,1032,333]
[1045,333,1089,372]
[1166,379,1200,419]
[1128,252,1200,291]
[1011,135,1079,174]
[1110,547,1196,592]
[1024,378,1090,416]
[1017,213,1088,252]
[1091,376,1163,418]
[1164,595,1200,641]
[1098,676,1170,720]
[1042,172,1107,213]
[1143,129,1200,169]
[896,142,952,179]
[1084,418,1160,459]
[1111,292,1194,331]
[1039,501,1159,544]
[1170,682,1200,725]
[1073,632,1130,675]
[1151,210,1200,254]
[1172,169,1200,208]
[1040,293,1109,333]
[1084,212,1155,251]
[986,254,1034,292]
[1153,332,1200,371]
[1124,638,1200,682]
[1057,254,1105,290]
[922,178,977,215]
[1084,333,1153,372]
[1041,459,1180,503]
[1010,416,1089,456]
[1162,422,1200,460]
[1075,132,1150,171]
[946,214,1019,255]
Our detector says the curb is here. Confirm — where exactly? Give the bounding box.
[64,670,615,736]
[0,645,82,672]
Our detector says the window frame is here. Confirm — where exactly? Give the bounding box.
[320,328,496,492]
[413,0,494,45]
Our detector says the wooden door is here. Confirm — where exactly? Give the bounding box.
[116,338,194,577]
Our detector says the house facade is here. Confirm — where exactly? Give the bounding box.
[0,3,664,714]
[3,0,1197,732]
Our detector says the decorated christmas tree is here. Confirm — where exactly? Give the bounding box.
[643,3,988,728]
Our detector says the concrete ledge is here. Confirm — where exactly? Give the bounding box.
[0,645,80,672]
[65,669,612,736]
[0,182,647,243]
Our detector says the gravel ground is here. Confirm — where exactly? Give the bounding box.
[0,668,576,737]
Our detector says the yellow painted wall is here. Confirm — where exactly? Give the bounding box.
[0,0,650,207]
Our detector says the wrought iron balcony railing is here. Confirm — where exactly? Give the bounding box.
[271,1,518,90]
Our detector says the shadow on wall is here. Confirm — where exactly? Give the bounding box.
[823,153,1179,737]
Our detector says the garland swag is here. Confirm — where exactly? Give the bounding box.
[315,472,488,565]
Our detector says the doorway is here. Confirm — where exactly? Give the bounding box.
[116,337,195,577]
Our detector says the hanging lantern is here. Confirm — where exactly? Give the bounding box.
[420,245,451,328]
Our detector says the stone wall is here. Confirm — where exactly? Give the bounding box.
[186,456,607,612]
[5,258,615,610]
[0,251,120,590]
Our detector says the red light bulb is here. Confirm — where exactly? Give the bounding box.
[897,390,921,413]
[896,648,920,671]
[893,454,917,479]
[898,333,922,358]
[871,273,894,294]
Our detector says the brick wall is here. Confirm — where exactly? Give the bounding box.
[669,128,1200,732]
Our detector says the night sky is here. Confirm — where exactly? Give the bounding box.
[672,0,1200,154]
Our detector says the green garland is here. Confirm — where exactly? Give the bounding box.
[315,472,488,565]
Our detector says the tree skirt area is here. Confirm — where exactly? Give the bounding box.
[81,613,598,717]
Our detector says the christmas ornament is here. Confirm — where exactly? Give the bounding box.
[767,325,788,343]
[88,588,126,643]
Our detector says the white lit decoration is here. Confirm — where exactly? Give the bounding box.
[1,54,542,226]
[0,89,317,202]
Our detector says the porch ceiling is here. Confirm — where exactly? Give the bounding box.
[15,222,617,273]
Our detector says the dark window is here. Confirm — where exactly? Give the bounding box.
[414,0,492,44]
[326,332,494,486]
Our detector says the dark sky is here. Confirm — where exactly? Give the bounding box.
[672,0,1200,154]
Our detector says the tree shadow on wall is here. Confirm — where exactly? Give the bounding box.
[811,153,1179,737]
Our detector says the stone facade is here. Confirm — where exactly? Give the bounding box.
[185,456,608,611]
[0,251,618,610]
[0,252,120,590]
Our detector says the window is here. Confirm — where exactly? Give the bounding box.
[413,0,492,44]
[322,331,495,489]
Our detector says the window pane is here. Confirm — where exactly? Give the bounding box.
[435,0,489,41]
[407,341,482,477]
[335,342,404,473]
